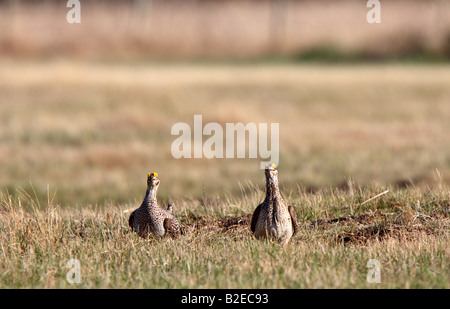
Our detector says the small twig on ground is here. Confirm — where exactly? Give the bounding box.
[360,190,389,206]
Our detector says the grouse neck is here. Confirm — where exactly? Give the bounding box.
[143,185,158,208]
[265,177,281,203]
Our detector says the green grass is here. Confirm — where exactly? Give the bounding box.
[0,182,448,288]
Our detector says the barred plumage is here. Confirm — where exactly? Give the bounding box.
[250,164,298,245]
[129,173,180,238]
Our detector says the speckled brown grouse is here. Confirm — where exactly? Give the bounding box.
[129,173,180,238]
[251,164,298,245]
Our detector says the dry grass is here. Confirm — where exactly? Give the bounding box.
[1,0,448,290]
[0,182,448,288]
[0,61,449,206]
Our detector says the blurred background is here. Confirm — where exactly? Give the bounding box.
[0,0,449,207]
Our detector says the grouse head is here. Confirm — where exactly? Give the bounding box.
[147,172,160,189]
[264,163,279,186]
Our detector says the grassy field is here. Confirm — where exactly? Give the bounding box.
[0,60,450,288]
[0,180,448,288]
[0,0,448,292]
[1,61,450,206]
[0,61,449,288]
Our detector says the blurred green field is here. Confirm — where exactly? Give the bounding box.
[0,61,449,207]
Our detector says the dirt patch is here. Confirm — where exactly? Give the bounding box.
[217,214,252,230]
[181,213,252,235]
[178,206,448,244]
[339,222,396,244]
[310,213,378,227]
[310,209,447,245]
